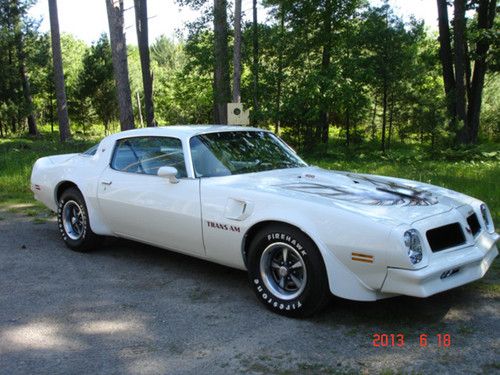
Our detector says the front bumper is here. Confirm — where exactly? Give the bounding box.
[381,231,499,297]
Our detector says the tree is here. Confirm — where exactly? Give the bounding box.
[453,0,467,130]
[466,0,497,143]
[213,0,230,124]
[105,0,135,130]
[77,34,118,134]
[232,0,242,103]
[2,0,39,135]
[251,0,260,126]
[48,0,71,141]
[275,1,285,134]
[134,0,155,127]
[15,18,37,136]
[436,0,456,127]
[436,0,497,143]
[360,4,419,151]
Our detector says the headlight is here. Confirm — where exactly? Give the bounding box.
[480,204,493,232]
[404,229,423,265]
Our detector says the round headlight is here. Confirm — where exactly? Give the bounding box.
[480,204,493,232]
[404,229,423,265]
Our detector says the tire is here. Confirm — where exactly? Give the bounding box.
[247,224,330,317]
[57,187,100,252]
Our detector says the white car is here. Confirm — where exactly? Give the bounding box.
[31,126,498,317]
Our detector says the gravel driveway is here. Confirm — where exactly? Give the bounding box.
[0,208,499,375]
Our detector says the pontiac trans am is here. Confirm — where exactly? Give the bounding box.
[31,126,498,317]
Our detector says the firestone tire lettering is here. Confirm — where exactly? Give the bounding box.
[247,224,330,318]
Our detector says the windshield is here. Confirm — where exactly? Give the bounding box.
[190,131,307,177]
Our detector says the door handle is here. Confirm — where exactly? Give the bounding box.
[101,180,112,186]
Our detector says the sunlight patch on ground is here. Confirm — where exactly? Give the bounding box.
[127,357,170,375]
[0,321,82,351]
[79,319,144,335]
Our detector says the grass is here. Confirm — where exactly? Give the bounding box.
[0,135,95,210]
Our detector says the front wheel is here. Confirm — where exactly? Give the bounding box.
[57,187,100,252]
[247,224,330,317]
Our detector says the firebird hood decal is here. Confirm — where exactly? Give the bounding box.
[277,181,438,206]
[275,172,438,206]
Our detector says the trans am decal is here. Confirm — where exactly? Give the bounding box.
[206,220,241,232]
[278,174,438,206]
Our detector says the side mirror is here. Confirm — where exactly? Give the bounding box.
[157,166,179,184]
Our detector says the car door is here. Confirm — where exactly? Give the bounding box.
[97,136,205,257]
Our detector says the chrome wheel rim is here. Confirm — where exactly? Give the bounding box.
[259,242,307,300]
[62,200,84,240]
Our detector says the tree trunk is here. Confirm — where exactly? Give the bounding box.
[232,0,242,103]
[370,98,377,140]
[136,91,144,127]
[50,95,55,133]
[48,0,71,141]
[17,50,37,135]
[275,2,284,135]
[345,108,350,147]
[320,0,332,144]
[436,0,456,123]
[388,95,394,149]
[464,37,472,103]
[213,0,231,124]
[381,81,388,152]
[13,1,37,136]
[251,0,259,125]
[467,0,496,144]
[453,0,467,140]
[134,0,155,127]
[106,0,135,131]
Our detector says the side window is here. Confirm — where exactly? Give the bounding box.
[111,136,187,177]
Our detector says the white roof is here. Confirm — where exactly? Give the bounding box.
[104,125,265,142]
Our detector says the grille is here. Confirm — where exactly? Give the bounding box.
[466,213,481,236]
[426,223,466,252]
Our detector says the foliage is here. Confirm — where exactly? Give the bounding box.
[76,34,117,134]
[0,0,498,150]
[0,0,39,135]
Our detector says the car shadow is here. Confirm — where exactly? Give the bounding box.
[98,236,476,330]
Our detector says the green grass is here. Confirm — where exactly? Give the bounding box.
[0,135,95,209]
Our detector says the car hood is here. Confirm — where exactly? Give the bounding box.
[229,167,473,226]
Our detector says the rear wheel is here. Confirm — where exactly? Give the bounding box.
[57,187,100,252]
[247,224,330,317]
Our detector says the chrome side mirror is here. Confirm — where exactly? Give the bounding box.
[157,166,179,184]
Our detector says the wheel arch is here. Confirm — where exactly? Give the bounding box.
[54,179,114,236]
[241,220,325,270]
[55,180,80,204]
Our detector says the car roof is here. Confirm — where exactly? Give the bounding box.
[104,125,267,142]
